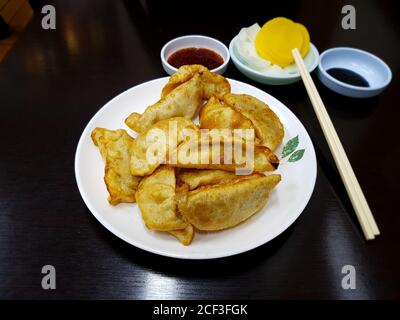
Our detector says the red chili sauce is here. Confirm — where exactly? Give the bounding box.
[167,47,224,70]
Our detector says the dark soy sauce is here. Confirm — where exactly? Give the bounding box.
[326,68,370,87]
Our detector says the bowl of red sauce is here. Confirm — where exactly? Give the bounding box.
[161,35,230,75]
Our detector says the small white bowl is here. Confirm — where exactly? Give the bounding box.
[229,35,319,85]
[317,47,392,98]
[160,35,230,75]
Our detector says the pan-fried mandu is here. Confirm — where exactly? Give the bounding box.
[200,96,254,131]
[199,96,261,145]
[168,224,194,246]
[126,65,231,134]
[178,169,248,190]
[136,166,186,230]
[135,165,194,245]
[223,94,284,151]
[91,128,141,205]
[172,135,279,172]
[161,64,230,99]
[130,117,199,176]
[177,174,281,231]
[125,73,203,134]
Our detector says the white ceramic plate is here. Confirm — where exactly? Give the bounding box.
[75,78,317,259]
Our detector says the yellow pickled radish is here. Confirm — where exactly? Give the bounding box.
[296,22,310,57]
[255,17,302,66]
[255,42,285,67]
[255,17,310,67]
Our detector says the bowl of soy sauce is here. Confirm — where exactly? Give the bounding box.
[317,47,392,98]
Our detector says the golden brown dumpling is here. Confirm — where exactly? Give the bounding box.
[178,169,245,190]
[161,64,230,99]
[168,224,194,246]
[125,65,231,134]
[177,174,281,230]
[200,96,254,131]
[135,166,187,231]
[125,73,203,134]
[129,117,199,176]
[91,128,141,205]
[223,93,284,151]
[172,134,279,173]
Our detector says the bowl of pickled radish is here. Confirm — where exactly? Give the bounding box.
[229,17,319,85]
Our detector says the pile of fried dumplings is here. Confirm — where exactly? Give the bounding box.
[91,65,284,245]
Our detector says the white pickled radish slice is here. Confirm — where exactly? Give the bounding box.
[267,65,284,75]
[236,41,270,69]
[238,28,248,42]
[246,23,261,41]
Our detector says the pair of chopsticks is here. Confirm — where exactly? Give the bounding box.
[292,48,380,240]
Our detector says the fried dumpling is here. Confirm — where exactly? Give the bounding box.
[125,65,231,134]
[223,94,284,151]
[177,174,281,231]
[178,169,265,190]
[135,166,188,231]
[172,134,279,173]
[91,128,141,205]
[168,224,194,246]
[161,64,205,97]
[199,96,255,131]
[130,117,199,176]
[178,169,243,190]
[161,64,230,99]
[125,73,203,134]
[199,66,231,99]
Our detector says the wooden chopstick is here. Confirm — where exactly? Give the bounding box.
[292,49,379,236]
[292,48,379,240]
[292,48,379,239]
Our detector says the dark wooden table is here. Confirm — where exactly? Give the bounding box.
[0,0,399,300]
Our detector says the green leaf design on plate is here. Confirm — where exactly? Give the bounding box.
[282,135,299,158]
[288,149,305,162]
